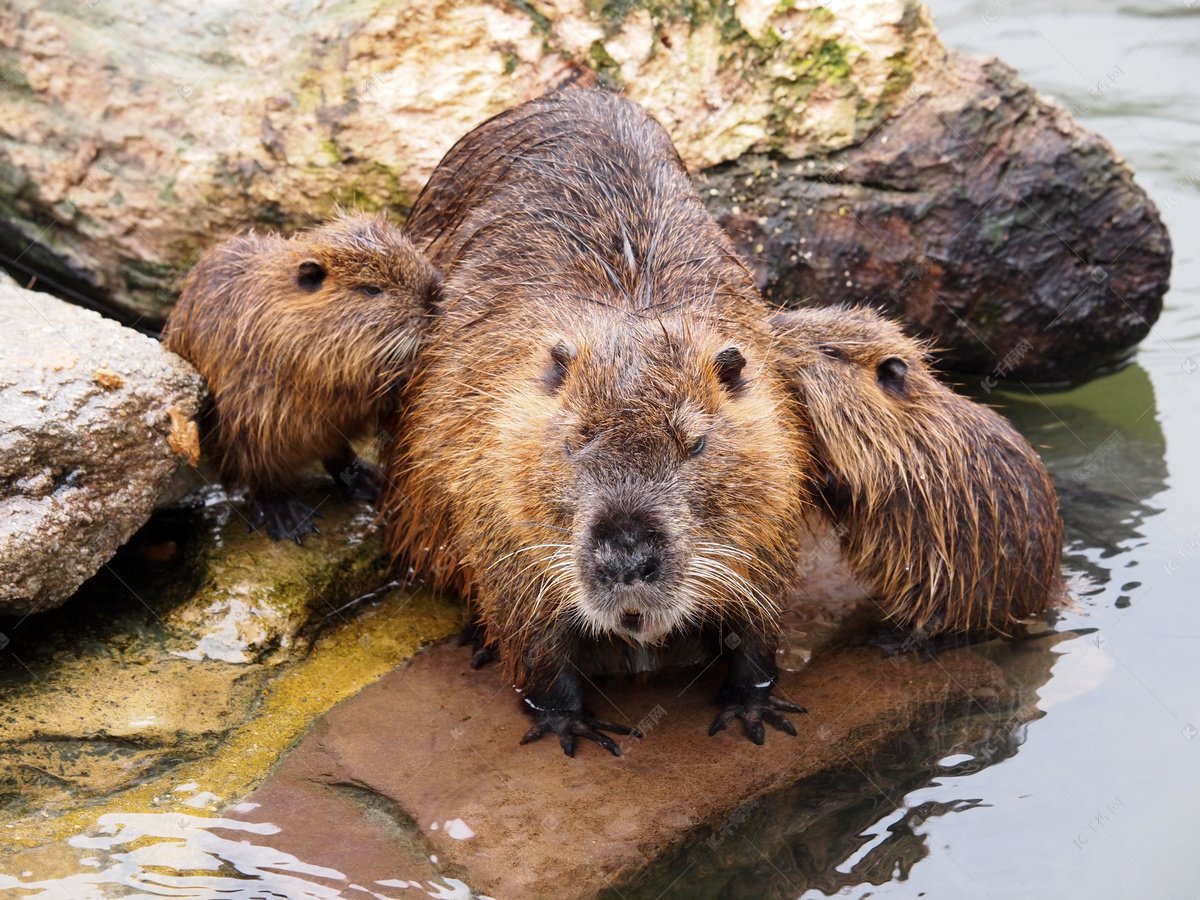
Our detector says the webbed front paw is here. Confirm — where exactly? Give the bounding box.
[457,616,498,669]
[709,687,805,745]
[249,495,321,544]
[519,702,640,757]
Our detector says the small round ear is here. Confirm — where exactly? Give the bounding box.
[876,356,908,396]
[297,260,327,291]
[544,340,576,393]
[714,346,746,392]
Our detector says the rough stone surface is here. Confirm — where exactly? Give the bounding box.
[166,484,394,666]
[0,286,205,615]
[0,0,936,326]
[707,51,1171,379]
[239,632,1009,899]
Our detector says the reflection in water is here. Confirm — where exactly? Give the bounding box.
[963,362,1167,587]
[0,813,492,900]
[601,632,1077,900]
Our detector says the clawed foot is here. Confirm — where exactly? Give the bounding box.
[248,495,321,544]
[457,617,498,669]
[519,705,641,758]
[709,692,805,745]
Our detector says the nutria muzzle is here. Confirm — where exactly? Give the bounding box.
[579,492,685,641]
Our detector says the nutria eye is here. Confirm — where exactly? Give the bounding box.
[359,284,383,296]
[689,435,707,457]
[876,356,908,396]
[819,345,842,360]
[297,260,326,291]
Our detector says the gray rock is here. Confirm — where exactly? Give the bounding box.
[0,286,205,615]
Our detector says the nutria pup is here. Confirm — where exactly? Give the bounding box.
[164,213,440,542]
[387,90,810,755]
[771,306,1064,638]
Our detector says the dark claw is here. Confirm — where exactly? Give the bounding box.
[762,708,797,736]
[457,616,498,669]
[709,692,805,744]
[249,496,322,544]
[470,646,497,669]
[519,720,552,745]
[519,707,636,757]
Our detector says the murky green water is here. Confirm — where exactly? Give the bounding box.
[3,1,1198,897]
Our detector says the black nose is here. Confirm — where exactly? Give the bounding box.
[591,512,663,586]
[595,542,661,585]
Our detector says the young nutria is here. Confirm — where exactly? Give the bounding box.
[387,90,810,756]
[164,213,440,543]
[771,306,1065,638]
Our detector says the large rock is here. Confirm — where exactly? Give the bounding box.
[0,1,1168,376]
[0,285,204,615]
[0,0,938,325]
[708,51,1170,380]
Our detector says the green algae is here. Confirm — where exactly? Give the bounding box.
[0,488,461,853]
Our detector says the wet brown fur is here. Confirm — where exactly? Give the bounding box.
[164,213,439,503]
[772,306,1064,636]
[388,91,812,687]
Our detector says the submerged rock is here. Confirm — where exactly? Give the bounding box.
[223,524,1044,900]
[0,285,204,616]
[0,488,460,846]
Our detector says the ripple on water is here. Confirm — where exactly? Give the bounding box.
[0,812,494,900]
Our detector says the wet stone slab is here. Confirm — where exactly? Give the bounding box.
[231,533,1023,900]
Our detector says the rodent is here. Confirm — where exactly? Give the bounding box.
[386,89,810,756]
[164,213,440,543]
[770,305,1065,638]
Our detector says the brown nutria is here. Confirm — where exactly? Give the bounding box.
[164,213,440,543]
[387,90,810,755]
[770,305,1065,638]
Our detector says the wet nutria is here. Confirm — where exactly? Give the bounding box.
[387,90,810,755]
[164,213,440,542]
[770,306,1065,638]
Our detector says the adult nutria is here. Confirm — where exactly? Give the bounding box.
[164,213,440,543]
[387,90,809,755]
[771,306,1064,638]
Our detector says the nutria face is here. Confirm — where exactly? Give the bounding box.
[282,215,440,379]
[504,318,799,645]
[771,305,1063,634]
[771,306,936,496]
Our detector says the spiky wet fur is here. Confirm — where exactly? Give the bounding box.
[164,213,439,498]
[388,90,811,687]
[772,306,1064,636]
